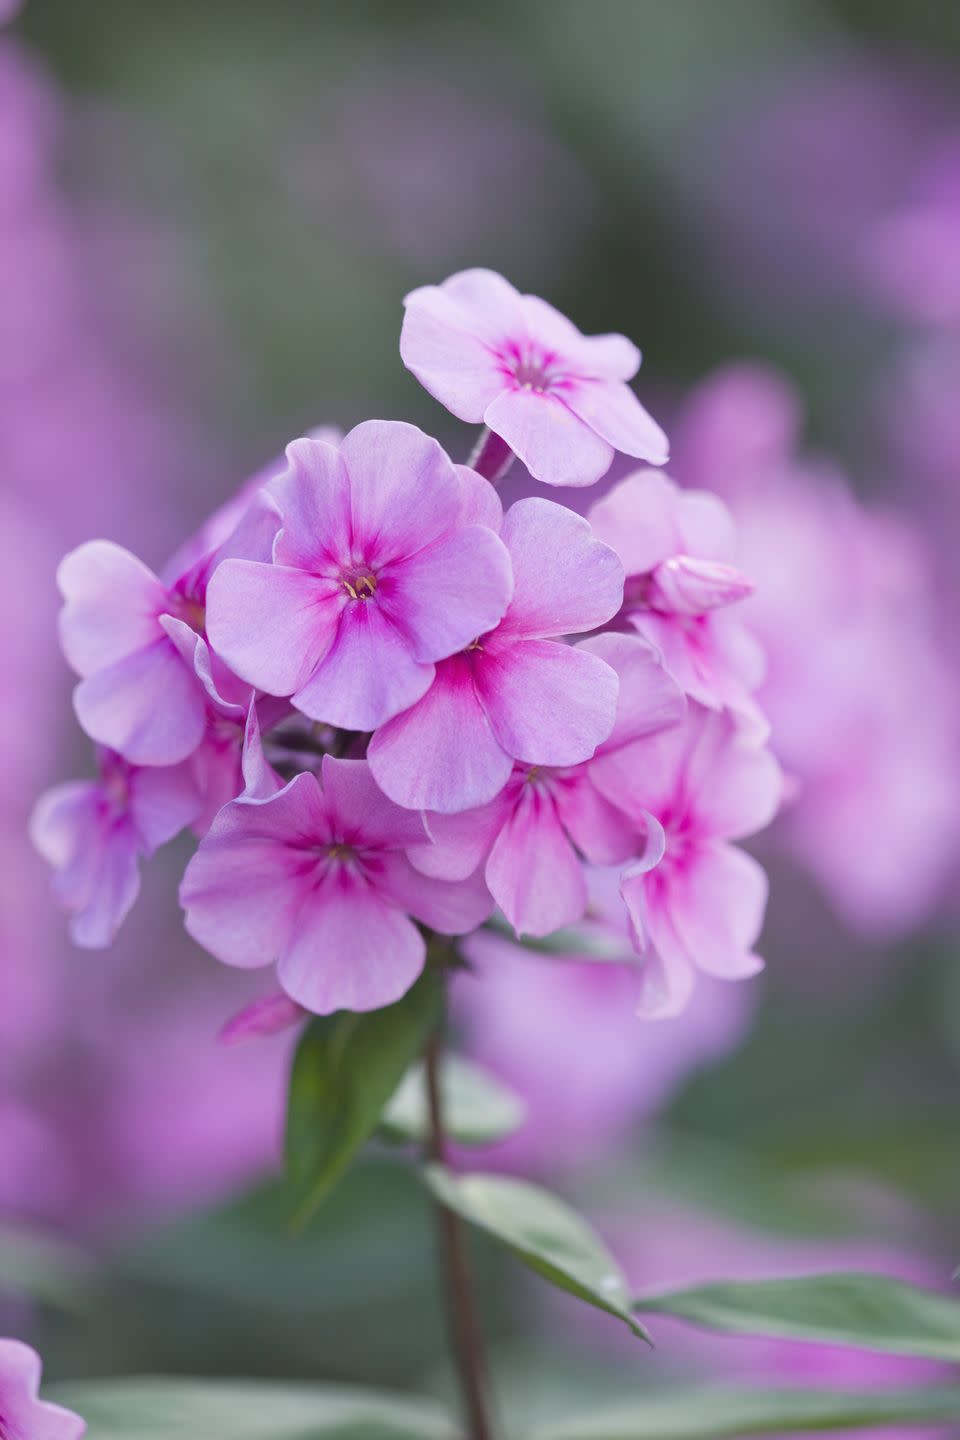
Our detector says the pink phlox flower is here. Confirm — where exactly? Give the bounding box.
[589,469,767,731]
[368,496,625,814]
[592,702,782,1018]
[408,632,684,937]
[400,268,668,487]
[30,747,199,948]
[57,489,280,766]
[0,1339,85,1439]
[180,754,493,1015]
[205,421,514,735]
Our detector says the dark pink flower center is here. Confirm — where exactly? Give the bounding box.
[169,585,207,634]
[499,341,567,395]
[340,569,378,601]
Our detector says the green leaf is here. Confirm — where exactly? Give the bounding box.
[48,1377,457,1439]
[285,970,442,1226]
[529,1384,960,1439]
[0,1220,94,1311]
[381,1055,525,1146]
[633,1271,960,1360]
[422,1165,650,1342]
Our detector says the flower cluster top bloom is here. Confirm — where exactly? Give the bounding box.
[33,271,780,1021]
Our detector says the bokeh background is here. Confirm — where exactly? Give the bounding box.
[3,0,960,1423]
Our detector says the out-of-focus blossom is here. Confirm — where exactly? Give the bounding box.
[595,703,781,1017]
[207,422,512,733]
[673,364,960,937]
[30,749,199,950]
[401,269,668,487]
[866,133,960,327]
[455,875,754,1176]
[410,633,684,938]
[181,756,492,1014]
[0,1339,85,1439]
[369,498,623,813]
[588,471,764,729]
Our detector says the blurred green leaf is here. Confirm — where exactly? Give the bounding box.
[530,1384,960,1439]
[48,1377,458,1439]
[634,1271,960,1359]
[423,1165,650,1342]
[285,970,442,1226]
[0,1220,94,1312]
[381,1055,525,1147]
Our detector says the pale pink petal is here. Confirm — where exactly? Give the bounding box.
[341,420,465,561]
[277,877,426,1014]
[564,379,669,465]
[587,471,679,576]
[319,755,427,851]
[73,637,207,765]
[219,992,306,1045]
[57,539,165,676]
[129,760,201,850]
[579,631,687,753]
[675,486,739,560]
[551,770,639,865]
[400,271,526,419]
[521,294,640,380]
[377,853,494,934]
[206,560,342,697]
[68,827,142,950]
[368,655,513,814]
[454,464,503,529]
[292,601,434,730]
[620,871,695,1019]
[31,779,143,949]
[0,1339,86,1440]
[485,388,614,488]
[30,781,100,872]
[671,842,768,980]
[497,498,624,639]
[407,793,509,881]
[476,638,618,767]
[270,436,352,570]
[384,524,512,662]
[648,555,753,614]
[486,783,587,937]
[241,703,285,800]
[683,708,783,839]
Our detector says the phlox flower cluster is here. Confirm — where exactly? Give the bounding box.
[34,269,780,1023]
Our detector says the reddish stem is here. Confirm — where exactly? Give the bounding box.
[468,428,515,485]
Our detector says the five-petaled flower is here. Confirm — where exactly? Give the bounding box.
[400,268,668,487]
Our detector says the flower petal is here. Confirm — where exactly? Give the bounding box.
[341,419,465,561]
[400,269,523,421]
[587,470,680,576]
[384,524,513,662]
[292,601,434,730]
[564,378,669,465]
[407,793,509,881]
[377,853,494,934]
[319,755,427,851]
[670,842,768,980]
[271,436,352,570]
[497,497,624,639]
[486,783,587,937]
[476,638,618,768]
[73,636,207,765]
[277,877,426,1014]
[206,560,342,697]
[484,388,614,488]
[551,769,639,865]
[57,539,165,676]
[368,655,513,814]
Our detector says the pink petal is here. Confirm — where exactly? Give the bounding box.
[551,769,639,865]
[580,631,687,755]
[620,872,695,1019]
[671,842,768,980]
[400,270,524,421]
[675,486,739,560]
[73,636,207,765]
[377,852,494,934]
[206,560,342,697]
[384,524,513,662]
[319,755,427,851]
[454,464,504,529]
[648,555,754,615]
[564,378,669,465]
[484,388,614,488]
[497,498,624,640]
[30,783,142,949]
[277,876,426,1014]
[219,992,306,1045]
[340,419,466,561]
[682,707,783,839]
[0,1339,86,1440]
[271,436,352,570]
[129,760,201,850]
[486,783,587,937]
[521,294,640,380]
[68,828,142,949]
[292,600,434,730]
[587,471,680,576]
[57,539,165,676]
[407,794,509,881]
[476,637,618,768]
[368,655,513,814]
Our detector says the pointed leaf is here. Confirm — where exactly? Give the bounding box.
[48,1378,458,1439]
[633,1271,960,1361]
[530,1384,960,1439]
[423,1165,650,1341]
[286,969,442,1225]
[381,1055,526,1146]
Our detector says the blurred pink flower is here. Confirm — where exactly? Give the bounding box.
[401,268,668,486]
[0,1339,85,1439]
